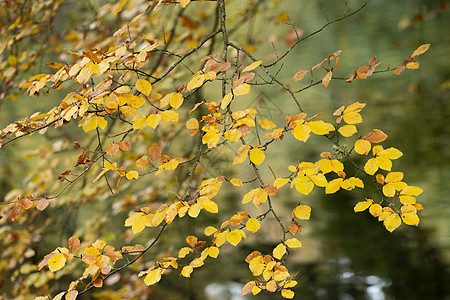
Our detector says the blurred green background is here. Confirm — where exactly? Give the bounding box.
[0,0,448,299]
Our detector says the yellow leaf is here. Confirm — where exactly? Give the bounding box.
[258,119,276,130]
[146,114,161,129]
[292,123,311,142]
[343,112,362,124]
[170,93,184,109]
[234,83,251,96]
[227,230,243,246]
[180,0,191,8]
[242,60,262,73]
[114,0,128,16]
[364,158,378,175]
[246,218,260,233]
[97,116,107,130]
[159,92,173,108]
[230,178,243,186]
[293,176,314,195]
[132,114,147,130]
[379,147,403,160]
[181,265,193,277]
[410,43,431,58]
[401,212,420,226]
[188,203,201,218]
[144,268,162,285]
[385,172,404,183]
[120,106,136,117]
[82,115,98,133]
[375,156,392,171]
[384,213,401,232]
[322,70,332,87]
[127,95,146,108]
[249,148,265,165]
[294,205,311,220]
[307,120,332,135]
[233,145,251,166]
[338,124,357,137]
[187,73,205,91]
[204,226,217,236]
[186,118,199,130]
[165,159,180,171]
[136,79,152,96]
[178,247,192,258]
[354,139,371,155]
[220,93,233,110]
[223,129,242,142]
[325,178,343,194]
[252,286,262,295]
[207,246,220,258]
[273,178,289,188]
[200,200,218,213]
[285,238,302,248]
[369,203,382,217]
[281,289,295,299]
[406,61,419,69]
[48,252,66,272]
[354,200,371,212]
[273,243,286,260]
[126,171,139,180]
[400,195,416,205]
[401,186,423,196]
[160,110,179,122]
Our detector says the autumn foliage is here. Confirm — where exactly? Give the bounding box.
[0,0,431,299]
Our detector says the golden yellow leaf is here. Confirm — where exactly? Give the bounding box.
[82,115,98,133]
[249,148,265,165]
[354,139,371,155]
[207,246,220,258]
[220,93,233,110]
[188,203,201,218]
[181,265,193,277]
[114,0,128,16]
[132,114,146,130]
[379,147,403,160]
[233,144,251,166]
[401,186,423,196]
[401,212,420,226]
[384,213,401,232]
[307,120,332,135]
[246,218,260,233]
[375,156,392,171]
[200,200,218,213]
[285,238,302,248]
[410,43,431,57]
[252,285,262,295]
[292,123,311,142]
[136,156,150,168]
[186,118,199,130]
[354,200,371,212]
[242,60,262,73]
[273,243,286,260]
[364,158,378,175]
[281,289,295,299]
[126,171,139,180]
[343,111,362,124]
[223,129,242,142]
[160,110,179,122]
[120,106,136,117]
[325,178,343,194]
[234,83,251,96]
[170,93,183,109]
[294,205,311,220]
[144,268,162,285]
[406,61,419,69]
[227,229,244,246]
[293,176,314,195]
[258,119,276,130]
[230,178,243,186]
[48,252,66,272]
[273,178,289,188]
[136,79,152,96]
[187,73,205,91]
[146,114,161,129]
[369,203,382,217]
[178,247,192,258]
[385,172,403,183]
[338,124,357,137]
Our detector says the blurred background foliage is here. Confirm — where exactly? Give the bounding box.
[0,0,448,299]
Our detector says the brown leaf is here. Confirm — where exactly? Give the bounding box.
[292,70,308,82]
[149,145,162,161]
[394,65,405,76]
[117,141,131,152]
[83,50,101,63]
[75,151,92,167]
[10,204,20,221]
[36,198,49,211]
[264,184,278,195]
[362,129,388,143]
[355,65,369,79]
[17,198,33,209]
[68,236,81,252]
[106,143,119,156]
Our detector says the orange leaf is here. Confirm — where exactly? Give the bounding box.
[36,198,49,211]
[149,145,162,161]
[362,129,388,143]
[322,71,332,87]
[292,70,308,82]
[410,44,430,58]
[69,236,81,252]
